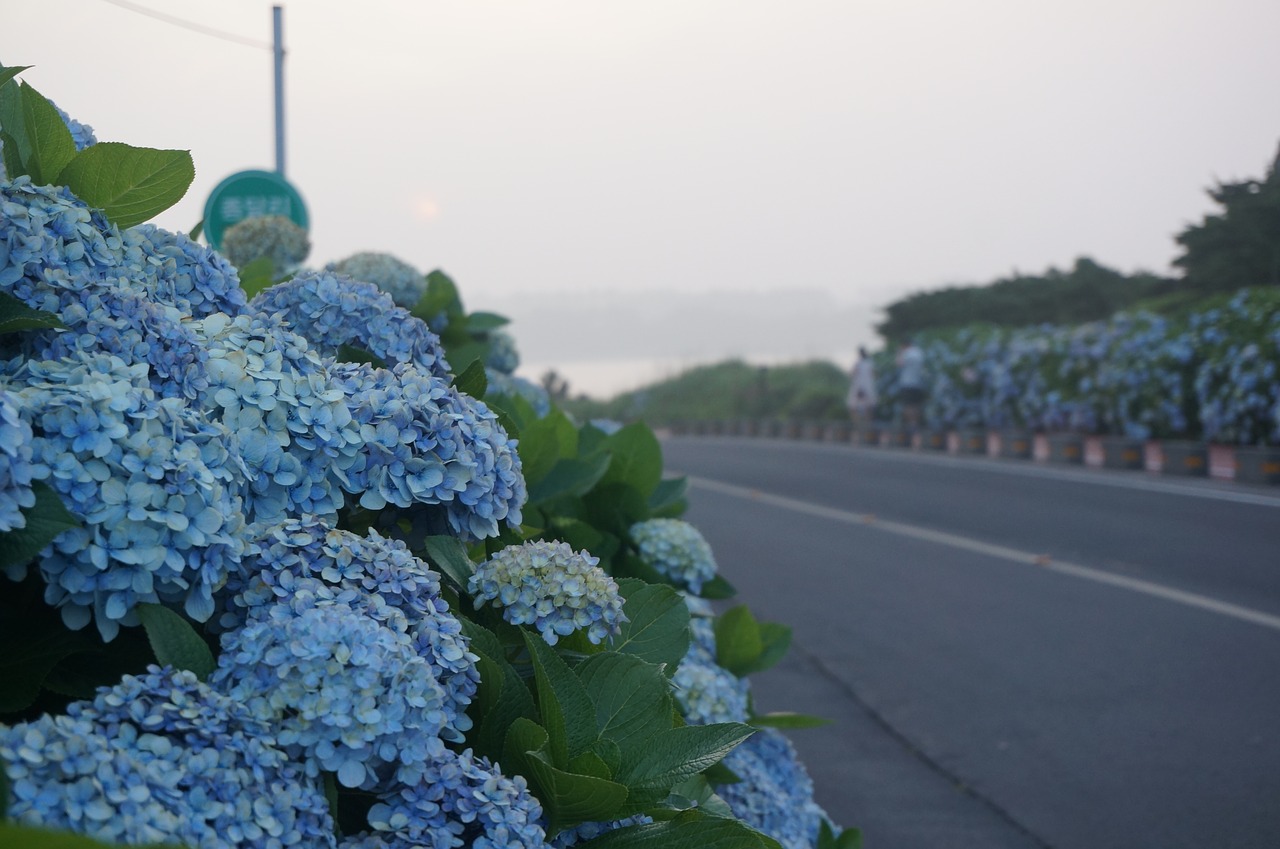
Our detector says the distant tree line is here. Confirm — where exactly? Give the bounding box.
[877,143,1280,343]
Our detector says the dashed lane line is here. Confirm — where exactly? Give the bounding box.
[686,474,1280,633]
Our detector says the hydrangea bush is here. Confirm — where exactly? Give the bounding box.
[0,66,855,849]
[874,288,1280,444]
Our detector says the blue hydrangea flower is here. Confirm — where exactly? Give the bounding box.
[717,728,825,849]
[0,665,335,849]
[629,519,718,594]
[328,251,427,309]
[52,101,98,151]
[550,815,654,848]
[217,517,480,743]
[10,352,246,640]
[343,748,547,849]
[486,369,552,418]
[484,329,520,375]
[219,214,310,275]
[252,270,450,377]
[469,541,626,646]
[331,361,526,541]
[0,387,36,531]
[118,223,248,318]
[211,595,450,790]
[0,177,124,314]
[192,311,364,525]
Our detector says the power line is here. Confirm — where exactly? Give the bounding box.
[98,0,272,50]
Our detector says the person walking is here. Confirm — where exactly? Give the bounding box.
[846,346,877,429]
[896,337,927,433]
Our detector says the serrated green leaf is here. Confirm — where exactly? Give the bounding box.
[575,809,772,849]
[599,423,662,499]
[576,653,674,760]
[751,622,793,675]
[18,82,75,185]
[613,579,690,672]
[335,344,386,368]
[523,631,599,766]
[546,518,605,558]
[714,606,763,678]
[0,291,64,332]
[568,750,613,779]
[528,453,612,504]
[505,718,629,836]
[0,823,181,849]
[422,534,475,588]
[452,358,488,398]
[188,219,204,242]
[136,604,214,680]
[0,482,79,570]
[467,311,510,331]
[582,482,649,537]
[748,711,830,729]
[0,65,31,88]
[614,723,755,811]
[0,622,96,713]
[57,142,195,228]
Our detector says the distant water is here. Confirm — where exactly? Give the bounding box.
[519,351,855,401]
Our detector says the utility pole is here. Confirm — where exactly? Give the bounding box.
[273,5,286,175]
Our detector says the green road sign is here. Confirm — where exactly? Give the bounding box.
[202,169,308,249]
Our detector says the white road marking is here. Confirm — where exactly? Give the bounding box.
[686,474,1280,633]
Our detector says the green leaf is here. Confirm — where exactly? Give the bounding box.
[576,653,674,760]
[666,775,736,818]
[335,344,386,368]
[0,80,75,184]
[516,410,578,488]
[236,256,276,298]
[528,453,612,504]
[523,631,598,766]
[0,482,79,570]
[188,219,204,242]
[614,723,756,812]
[422,534,475,588]
[713,606,763,678]
[414,269,463,321]
[460,619,538,760]
[0,765,7,819]
[575,809,773,849]
[817,820,864,849]
[546,518,605,559]
[504,718,629,837]
[467,311,510,331]
[0,823,179,849]
[752,622,793,675]
[57,142,195,228]
[748,711,830,729]
[0,622,96,713]
[568,749,614,779]
[583,482,649,538]
[136,604,215,680]
[0,65,31,88]
[599,423,662,499]
[613,579,690,672]
[452,358,488,398]
[696,575,737,601]
[647,476,688,514]
[0,291,64,333]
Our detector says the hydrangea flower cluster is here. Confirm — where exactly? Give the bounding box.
[328,251,427,309]
[629,518,718,594]
[11,352,246,640]
[718,728,827,849]
[343,748,547,849]
[220,214,311,275]
[468,541,626,646]
[0,177,124,314]
[218,517,479,742]
[211,594,450,790]
[672,594,750,725]
[0,665,335,849]
[485,328,520,374]
[193,310,364,524]
[0,387,36,532]
[331,361,526,541]
[53,100,98,151]
[119,223,248,318]
[252,270,451,377]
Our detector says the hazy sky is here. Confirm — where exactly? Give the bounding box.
[6,1,1280,395]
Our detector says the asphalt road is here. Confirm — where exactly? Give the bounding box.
[661,436,1280,849]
